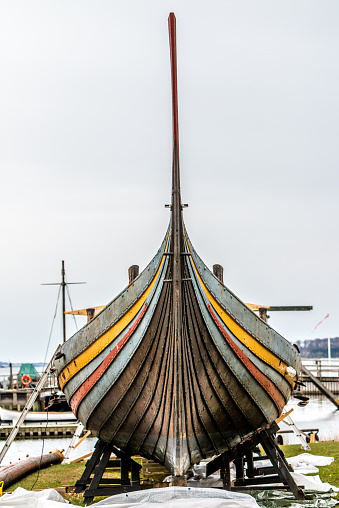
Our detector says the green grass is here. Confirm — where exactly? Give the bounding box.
[281,442,339,489]
[5,462,86,493]
[4,443,339,504]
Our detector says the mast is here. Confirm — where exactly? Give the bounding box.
[42,261,86,344]
[169,13,182,266]
[168,12,185,476]
[169,13,180,157]
[168,12,182,331]
[62,260,66,343]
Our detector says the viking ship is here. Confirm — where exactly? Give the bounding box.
[55,13,301,477]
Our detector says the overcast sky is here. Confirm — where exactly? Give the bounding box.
[1,1,338,362]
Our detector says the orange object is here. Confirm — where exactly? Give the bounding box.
[21,374,31,386]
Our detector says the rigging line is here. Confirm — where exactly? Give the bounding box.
[30,409,49,491]
[66,283,78,332]
[43,285,62,369]
[33,284,59,490]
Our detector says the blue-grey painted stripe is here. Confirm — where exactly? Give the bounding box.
[185,229,300,373]
[186,253,291,401]
[62,253,169,403]
[186,256,279,423]
[74,256,170,428]
[56,227,170,370]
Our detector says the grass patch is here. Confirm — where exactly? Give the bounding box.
[6,462,87,492]
[5,461,121,504]
[281,441,339,489]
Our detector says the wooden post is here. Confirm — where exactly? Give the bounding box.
[213,264,224,284]
[9,363,13,389]
[220,454,231,490]
[259,308,268,322]
[12,392,17,410]
[86,308,95,322]
[128,265,139,285]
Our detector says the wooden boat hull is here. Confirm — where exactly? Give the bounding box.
[55,227,300,474]
[54,13,301,476]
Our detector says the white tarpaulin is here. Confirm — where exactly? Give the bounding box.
[0,487,259,508]
[0,487,67,508]
[91,487,260,508]
[254,457,320,475]
[287,454,334,467]
[290,463,319,474]
[291,473,339,492]
[1,483,338,508]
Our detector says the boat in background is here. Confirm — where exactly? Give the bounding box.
[0,407,76,424]
[54,13,301,476]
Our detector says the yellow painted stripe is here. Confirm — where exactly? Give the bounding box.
[59,234,170,390]
[185,241,295,386]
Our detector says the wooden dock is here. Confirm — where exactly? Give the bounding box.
[0,389,45,412]
[0,422,82,439]
[301,360,339,396]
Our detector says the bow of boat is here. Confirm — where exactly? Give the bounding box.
[54,13,301,476]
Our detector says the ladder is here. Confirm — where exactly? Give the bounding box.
[282,413,311,451]
[0,346,61,465]
[63,422,85,463]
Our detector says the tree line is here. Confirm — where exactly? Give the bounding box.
[294,337,339,358]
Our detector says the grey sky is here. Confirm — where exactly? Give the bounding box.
[1,1,338,361]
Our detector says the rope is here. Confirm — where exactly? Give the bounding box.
[43,284,62,368]
[29,272,81,490]
[30,285,62,490]
[66,284,78,332]
[30,410,49,491]
[30,275,78,490]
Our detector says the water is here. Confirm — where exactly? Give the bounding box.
[282,395,339,444]
[0,436,98,466]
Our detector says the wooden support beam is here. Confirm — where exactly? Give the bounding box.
[275,408,294,425]
[269,306,313,312]
[74,439,142,503]
[206,422,305,501]
[259,429,304,500]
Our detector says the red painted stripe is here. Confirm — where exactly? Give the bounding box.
[208,304,285,413]
[70,303,148,414]
[168,13,179,148]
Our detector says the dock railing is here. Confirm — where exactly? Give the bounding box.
[301,358,339,379]
[0,370,58,391]
[300,358,339,399]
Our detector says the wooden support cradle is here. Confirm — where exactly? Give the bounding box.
[74,440,143,504]
[74,422,305,502]
[206,422,305,500]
